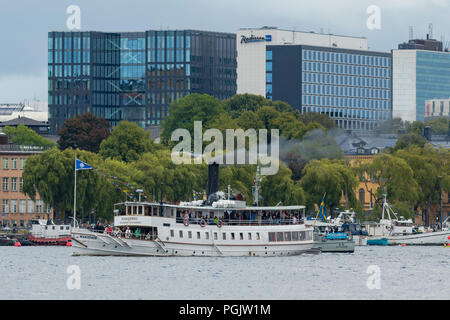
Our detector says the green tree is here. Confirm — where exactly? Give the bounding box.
[160,94,225,145]
[3,124,55,148]
[222,94,271,116]
[57,112,111,153]
[394,132,427,150]
[297,112,337,130]
[261,163,306,206]
[395,145,450,224]
[357,153,419,210]
[425,118,450,135]
[300,159,358,216]
[100,120,155,162]
[22,148,114,221]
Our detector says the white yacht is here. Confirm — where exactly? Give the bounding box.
[71,164,316,257]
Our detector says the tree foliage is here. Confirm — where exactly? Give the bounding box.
[100,120,156,162]
[3,124,55,148]
[57,112,111,153]
[300,159,358,215]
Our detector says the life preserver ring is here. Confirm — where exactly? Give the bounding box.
[183,217,190,227]
[200,219,206,227]
[217,219,223,228]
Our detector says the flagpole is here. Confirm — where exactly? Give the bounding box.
[74,157,77,227]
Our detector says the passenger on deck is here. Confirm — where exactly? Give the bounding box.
[135,228,141,239]
[114,228,122,237]
[125,227,131,239]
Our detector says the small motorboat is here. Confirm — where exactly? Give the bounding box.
[367,238,388,246]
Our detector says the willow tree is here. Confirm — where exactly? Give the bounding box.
[22,148,116,221]
[300,159,358,216]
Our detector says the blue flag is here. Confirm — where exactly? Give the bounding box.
[318,196,327,222]
[75,158,92,171]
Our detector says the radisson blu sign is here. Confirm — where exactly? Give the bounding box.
[241,34,272,44]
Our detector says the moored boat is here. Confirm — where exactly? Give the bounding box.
[27,219,72,246]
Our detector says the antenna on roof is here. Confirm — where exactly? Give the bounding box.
[409,26,413,40]
[428,23,433,40]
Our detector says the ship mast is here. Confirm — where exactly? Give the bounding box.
[252,165,263,206]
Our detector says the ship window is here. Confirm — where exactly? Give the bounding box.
[60,226,64,230]
[248,233,252,240]
[222,233,226,240]
[205,233,209,240]
[268,232,276,242]
[276,232,283,241]
[188,231,192,238]
[214,232,218,240]
[179,230,183,238]
[240,233,243,240]
[284,232,291,241]
[170,230,174,237]
[256,233,260,240]
[300,231,306,240]
[52,226,55,230]
[231,233,235,240]
[197,232,200,239]
[66,226,70,230]
[292,232,299,241]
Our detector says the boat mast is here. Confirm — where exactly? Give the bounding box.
[252,165,262,206]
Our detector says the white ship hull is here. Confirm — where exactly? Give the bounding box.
[72,229,316,257]
[387,230,450,246]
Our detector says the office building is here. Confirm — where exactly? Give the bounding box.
[237,26,368,96]
[266,45,392,131]
[393,39,450,122]
[48,30,236,134]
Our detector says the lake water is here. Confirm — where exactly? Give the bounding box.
[0,246,449,300]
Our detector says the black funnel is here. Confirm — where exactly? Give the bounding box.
[207,163,219,198]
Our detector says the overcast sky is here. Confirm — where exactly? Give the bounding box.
[0,0,449,103]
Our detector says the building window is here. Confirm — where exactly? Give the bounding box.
[20,158,25,170]
[3,158,8,169]
[36,200,43,213]
[11,178,17,192]
[359,188,365,204]
[19,178,23,192]
[11,200,17,213]
[2,177,8,192]
[28,200,34,213]
[19,200,26,214]
[11,158,17,170]
[2,200,9,214]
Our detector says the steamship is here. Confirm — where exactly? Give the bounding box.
[71,164,316,257]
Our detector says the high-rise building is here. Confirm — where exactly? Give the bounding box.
[266,45,392,131]
[237,26,368,96]
[393,44,450,122]
[48,30,236,134]
[393,37,450,122]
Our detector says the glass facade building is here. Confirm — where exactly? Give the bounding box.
[416,51,450,121]
[266,45,392,131]
[48,30,236,133]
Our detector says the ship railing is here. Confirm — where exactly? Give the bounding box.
[175,218,303,226]
[83,229,156,241]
